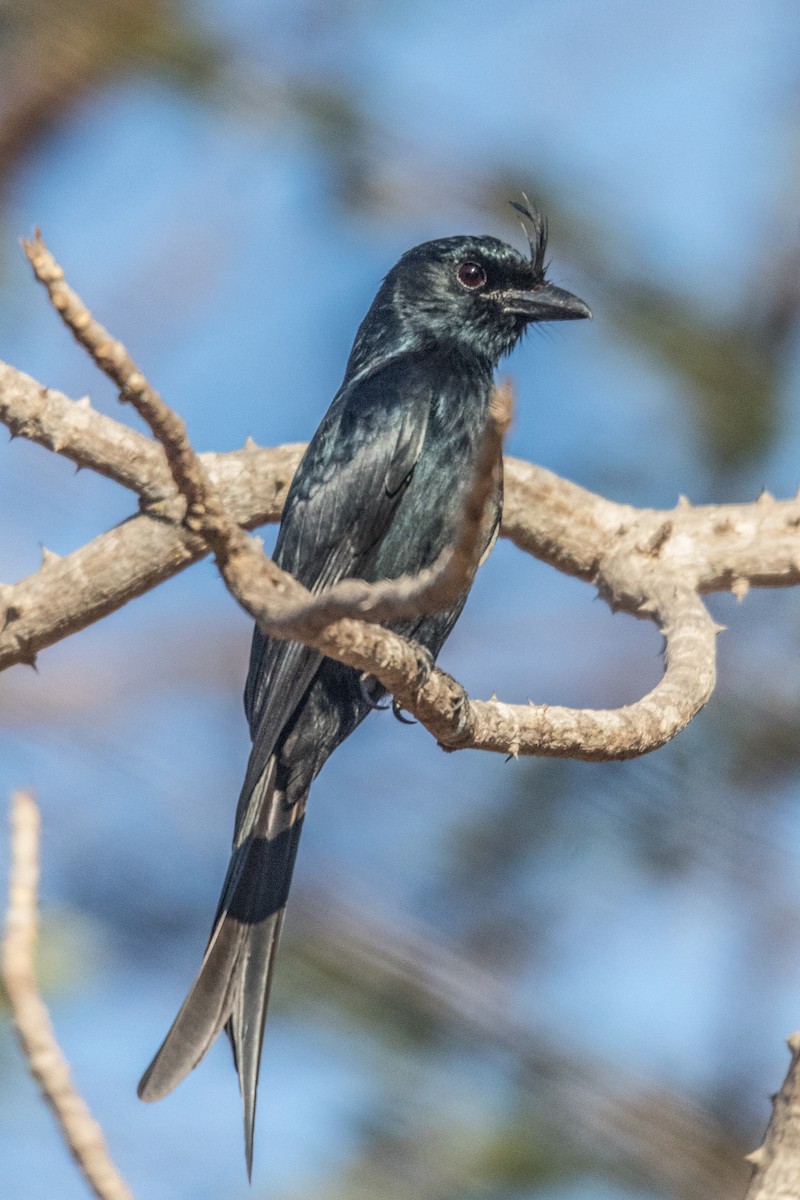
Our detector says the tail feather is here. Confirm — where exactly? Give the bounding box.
[138,762,306,1173]
[229,908,286,1177]
[137,906,252,1101]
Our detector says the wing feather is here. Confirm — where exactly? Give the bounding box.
[236,357,433,841]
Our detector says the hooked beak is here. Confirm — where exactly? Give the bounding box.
[503,281,591,323]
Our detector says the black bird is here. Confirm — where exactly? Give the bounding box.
[138,204,590,1171]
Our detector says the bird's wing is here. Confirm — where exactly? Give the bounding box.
[236,356,433,839]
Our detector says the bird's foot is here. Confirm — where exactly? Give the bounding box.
[359,673,391,710]
[392,701,416,725]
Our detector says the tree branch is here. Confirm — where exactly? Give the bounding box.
[22,233,513,638]
[0,359,170,501]
[22,232,217,520]
[21,237,709,757]
[1,790,135,1200]
[0,414,302,668]
[3,235,800,762]
[3,362,800,755]
[744,1034,800,1200]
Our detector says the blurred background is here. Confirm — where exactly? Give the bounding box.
[1,1,799,1197]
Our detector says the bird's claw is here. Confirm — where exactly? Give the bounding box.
[392,702,416,725]
[359,673,390,710]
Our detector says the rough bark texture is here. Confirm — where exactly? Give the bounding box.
[3,236,800,1198]
[745,1035,800,1200]
[4,350,800,758]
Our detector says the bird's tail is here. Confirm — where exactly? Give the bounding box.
[138,760,304,1176]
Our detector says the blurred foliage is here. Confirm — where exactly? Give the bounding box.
[2,0,796,476]
[0,0,220,185]
[485,180,797,475]
[0,908,105,1015]
[608,284,780,474]
[285,1102,583,1200]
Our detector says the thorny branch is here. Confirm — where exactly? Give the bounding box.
[2,233,800,762]
[744,1034,800,1200]
[18,235,512,679]
[2,235,800,1194]
[1,791,135,1200]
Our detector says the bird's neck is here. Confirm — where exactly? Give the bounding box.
[343,292,495,386]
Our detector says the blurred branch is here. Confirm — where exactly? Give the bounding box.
[0,0,220,188]
[1,790,135,1200]
[744,1034,800,1200]
[290,887,748,1200]
[2,234,800,762]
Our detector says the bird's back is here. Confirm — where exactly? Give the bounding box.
[363,344,500,599]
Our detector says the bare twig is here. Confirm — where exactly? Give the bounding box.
[744,1033,800,1200]
[1,790,135,1200]
[3,374,799,758]
[23,232,219,527]
[3,359,800,757]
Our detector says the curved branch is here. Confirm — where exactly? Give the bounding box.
[3,234,800,763]
[17,237,722,759]
[451,584,718,758]
[1,790,135,1200]
[22,235,513,638]
[3,354,800,756]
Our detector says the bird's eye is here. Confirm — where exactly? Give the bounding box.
[457,261,487,290]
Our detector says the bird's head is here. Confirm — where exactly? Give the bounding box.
[372,202,590,367]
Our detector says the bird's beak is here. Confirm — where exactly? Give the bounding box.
[503,282,591,322]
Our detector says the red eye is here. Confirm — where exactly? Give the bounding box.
[457,261,487,290]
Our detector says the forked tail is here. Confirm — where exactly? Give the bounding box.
[138,766,304,1176]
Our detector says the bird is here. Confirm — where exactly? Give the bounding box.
[138,202,590,1172]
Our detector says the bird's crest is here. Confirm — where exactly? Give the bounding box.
[510,195,548,279]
